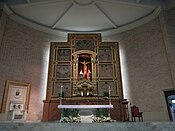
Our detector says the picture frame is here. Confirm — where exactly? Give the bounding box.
[0,80,31,113]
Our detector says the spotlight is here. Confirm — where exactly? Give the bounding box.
[172,100,175,104]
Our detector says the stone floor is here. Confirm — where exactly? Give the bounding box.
[0,121,175,131]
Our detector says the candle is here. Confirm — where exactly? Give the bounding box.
[109,85,111,105]
[60,85,63,105]
[109,86,110,95]
[81,91,83,96]
[60,85,63,97]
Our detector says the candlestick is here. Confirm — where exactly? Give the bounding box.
[60,85,63,105]
[109,86,111,105]
[108,86,110,95]
[61,85,63,96]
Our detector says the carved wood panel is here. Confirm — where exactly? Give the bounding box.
[46,34,123,100]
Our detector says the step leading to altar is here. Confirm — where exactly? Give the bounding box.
[0,122,175,131]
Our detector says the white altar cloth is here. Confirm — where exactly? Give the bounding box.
[58,105,113,109]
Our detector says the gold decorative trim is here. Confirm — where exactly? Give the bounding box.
[68,33,101,43]
[72,50,97,56]
[46,34,123,100]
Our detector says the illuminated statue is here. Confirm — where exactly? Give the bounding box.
[87,69,91,80]
[79,70,83,80]
[80,61,90,78]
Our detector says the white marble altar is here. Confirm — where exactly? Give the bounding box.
[58,104,113,123]
[58,104,113,109]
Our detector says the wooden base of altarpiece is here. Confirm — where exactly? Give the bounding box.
[42,98,128,122]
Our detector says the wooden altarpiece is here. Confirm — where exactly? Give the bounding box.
[42,34,126,121]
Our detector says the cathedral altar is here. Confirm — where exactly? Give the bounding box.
[42,98,124,121]
[42,34,127,122]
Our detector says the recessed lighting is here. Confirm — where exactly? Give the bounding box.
[172,100,175,103]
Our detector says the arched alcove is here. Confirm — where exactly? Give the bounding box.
[72,50,97,96]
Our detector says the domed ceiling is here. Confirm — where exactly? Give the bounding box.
[2,0,175,36]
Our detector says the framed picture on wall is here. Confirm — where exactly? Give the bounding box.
[0,80,30,113]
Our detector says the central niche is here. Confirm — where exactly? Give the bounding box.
[72,50,97,97]
[78,54,91,80]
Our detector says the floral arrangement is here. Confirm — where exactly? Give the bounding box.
[60,109,81,123]
[92,109,113,122]
[60,116,81,123]
[92,116,112,122]
[60,108,113,123]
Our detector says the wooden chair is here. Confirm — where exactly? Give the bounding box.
[131,105,143,122]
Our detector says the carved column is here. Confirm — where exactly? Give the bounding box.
[72,54,79,96]
[91,54,97,95]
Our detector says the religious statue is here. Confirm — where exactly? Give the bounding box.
[79,70,83,80]
[80,61,90,79]
[87,69,91,80]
